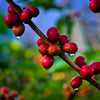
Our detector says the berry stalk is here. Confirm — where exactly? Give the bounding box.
[5,0,100,90]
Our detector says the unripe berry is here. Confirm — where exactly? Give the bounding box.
[48,45,61,56]
[5,93,14,100]
[13,23,25,37]
[21,9,32,23]
[75,56,87,68]
[71,76,82,90]
[37,38,45,46]
[39,44,48,55]
[42,55,54,70]
[5,14,20,28]
[89,0,100,13]
[90,61,100,75]
[1,87,9,95]
[26,6,39,17]
[80,65,94,79]
[47,27,60,42]
[11,90,18,97]
[64,42,78,54]
[8,5,21,14]
[59,35,69,45]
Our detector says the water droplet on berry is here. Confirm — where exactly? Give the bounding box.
[74,88,78,91]
[69,53,75,57]
[16,36,21,40]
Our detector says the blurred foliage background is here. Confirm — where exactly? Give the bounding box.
[0,0,100,100]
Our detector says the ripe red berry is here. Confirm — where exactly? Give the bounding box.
[18,95,24,100]
[47,27,60,42]
[64,42,78,54]
[5,14,20,28]
[1,87,9,95]
[89,0,100,13]
[26,6,39,17]
[80,65,94,79]
[42,55,54,70]
[8,5,21,14]
[75,56,87,68]
[12,23,25,37]
[5,93,14,100]
[59,35,69,45]
[63,84,70,91]
[11,90,18,97]
[21,9,32,23]
[48,45,61,56]
[37,38,45,46]
[39,44,48,55]
[90,61,100,75]
[71,76,82,90]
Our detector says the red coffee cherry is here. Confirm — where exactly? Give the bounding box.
[1,87,9,95]
[39,44,48,55]
[8,5,21,14]
[64,42,78,54]
[11,90,18,97]
[21,9,33,23]
[48,45,61,56]
[5,14,20,28]
[47,27,60,42]
[71,76,82,90]
[13,23,25,37]
[18,95,24,100]
[63,84,70,91]
[59,34,69,45]
[37,38,45,46]
[26,6,39,17]
[42,55,54,70]
[75,56,87,68]
[89,0,100,13]
[5,93,14,100]
[90,61,100,75]
[80,65,94,79]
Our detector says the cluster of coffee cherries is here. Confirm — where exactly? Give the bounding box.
[4,5,39,39]
[70,56,100,90]
[89,0,100,13]
[0,86,24,100]
[37,27,78,70]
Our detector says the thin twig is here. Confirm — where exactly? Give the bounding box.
[5,0,100,90]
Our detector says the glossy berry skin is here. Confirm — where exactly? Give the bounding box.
[64,42,78,54]
[8,5,21,14]
[90,61,100,75]
[39,44,48,55]
[1,87,9,95]
[75,56,87,68]
[80,65,94,79]
[42,55,54,70]
[37,38,45,46]
[89,0,100,13]
[71,76,82,90]
[13,23,25,36]
[5,93,14,100]
[47,27,60,42]
[26,6,39,17]
[21,9,32,23]
[11,91,18,97]
[5,14,20,28]
[48,45,61,56]
[59,35,69,45]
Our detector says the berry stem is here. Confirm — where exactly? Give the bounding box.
[5,0,100,90]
